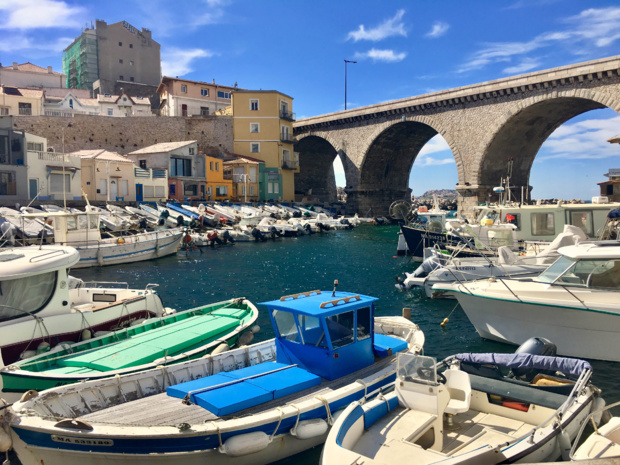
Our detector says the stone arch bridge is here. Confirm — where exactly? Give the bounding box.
[293,55,620,216]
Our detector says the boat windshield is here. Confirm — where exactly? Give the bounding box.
[536,256,577,284]
[397,353,438,385]
[537,257,620,290]
[0,271,57,322]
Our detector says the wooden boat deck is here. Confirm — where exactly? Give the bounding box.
[78,355,397,426]
[351,406,535,463]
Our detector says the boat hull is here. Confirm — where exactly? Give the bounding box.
[400,225,450,260]
[71,229,183,268]
[452,291,620,361]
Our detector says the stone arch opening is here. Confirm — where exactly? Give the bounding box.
[293,135,341,203]
[478,97,607,200]
[357,120,453,215]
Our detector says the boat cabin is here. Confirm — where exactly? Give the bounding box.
[263,289,387,380]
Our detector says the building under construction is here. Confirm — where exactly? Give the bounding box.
[62,20,161,98]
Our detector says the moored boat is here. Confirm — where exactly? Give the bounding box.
[7,285,424,465]
[322,350,601,465]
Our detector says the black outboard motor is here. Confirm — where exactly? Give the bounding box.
[251,227,265,241]
[304,223,313,234]
[158,218,165,227]
[269,226,280,239]
[510,337,557,381]
[138,218,147,230]
[340,218,353,230]
[222,230,234,244]
[176,215,185,227]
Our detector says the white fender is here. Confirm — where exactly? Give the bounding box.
[36,341,50,354]
[219,431,269,456]
[81,329,92,340]
[559,429,571,461]
[290,418,328,440]
[251,325,261,334]
[238,331,254,346]
[211,343,230,355]
[591,397,606,426]
[130,318,148,327]
[20,350,36,360]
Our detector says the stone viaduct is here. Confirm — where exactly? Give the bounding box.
[293,55,620,216]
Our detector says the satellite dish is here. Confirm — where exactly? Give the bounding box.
[389,200,414,222]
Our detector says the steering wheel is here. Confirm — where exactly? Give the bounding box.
[416,366,446,383]
[437,372,447,384]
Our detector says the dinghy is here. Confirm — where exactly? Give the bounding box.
[7,285,423,465]
[1,298,258,398]
[323,350,601,465]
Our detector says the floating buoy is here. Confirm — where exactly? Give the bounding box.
[219,431,269,456]
[440,318,449,327]
[117,237,125,244]
[290,418,328,439]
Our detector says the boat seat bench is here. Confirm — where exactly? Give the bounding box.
[469,374,568,410]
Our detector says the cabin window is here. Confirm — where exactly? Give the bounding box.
[272,310,299,341]
[568,211,593,237]
[66,216,78,231]
[326,311,355,348]
[531,212,555,236]
[586,259,620,289]
[89,215,99,229]
[536,256,575,284]
[0,271,57,322]
[357,306,371,340]
[298,314,328,348]
[539,257,620,288]
[77,215,88,230]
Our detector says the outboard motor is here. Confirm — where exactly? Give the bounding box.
[176,215,185,227]
[413,255,443,279]
[304,223,313,234]
[222,230,234,244]
[269,226,280,239]
[510,337,557,381]
[340,218,353,229]
[138,218,148,230]
[251,227,265,241]
[158,218,165,227]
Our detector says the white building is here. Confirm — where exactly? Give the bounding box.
[0,62,66,89]
[43,90,152,117]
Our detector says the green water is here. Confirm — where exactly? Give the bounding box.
[72,224,620,464]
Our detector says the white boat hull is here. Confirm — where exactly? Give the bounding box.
[70,229,183,268]
[453,291,620,361]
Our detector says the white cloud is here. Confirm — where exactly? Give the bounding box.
[161,48,214,77]
[0,34,72,53]
[347,10,407,42]
[354,48,406,63]
[0,0,84,29]
[503,57,542,74]
[537,115,620,161]
[425,21,449,38]
[415,135,455,166]
[458,6,620,74]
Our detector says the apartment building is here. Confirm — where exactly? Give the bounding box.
[0,86,44,116]
[63,20,161,96]
[205,154,232,201]
[231,90,297,201]
[0,62,65,89]
[71,149,137,202]
[157,77,238,117]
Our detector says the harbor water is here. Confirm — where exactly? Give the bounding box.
[71,224,620,464]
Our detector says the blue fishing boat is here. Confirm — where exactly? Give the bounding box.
[7,284,424,465]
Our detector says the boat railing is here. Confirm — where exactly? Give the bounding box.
[77,281,130,289]
[569,399,620,460]
[28,248,70,263]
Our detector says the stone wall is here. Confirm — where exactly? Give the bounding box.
[13,114,233,156]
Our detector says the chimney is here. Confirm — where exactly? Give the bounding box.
[212,78,215,84]
[12,62,18,70]
[47,66,53,74]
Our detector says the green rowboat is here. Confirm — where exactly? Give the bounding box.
[1,297,258,395]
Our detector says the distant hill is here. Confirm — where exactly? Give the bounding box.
[415,189,457,200]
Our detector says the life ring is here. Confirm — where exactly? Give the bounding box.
[117,237,125,244]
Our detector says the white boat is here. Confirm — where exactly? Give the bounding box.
[139,204,177,228]
[21,207,184,268]
[571,400,620,460]
[322,350,601,465]
[7,287,424,465]
[399,225,587,297]
[0,207,53,243]
[0,244,168,369]
[435,241,620,361]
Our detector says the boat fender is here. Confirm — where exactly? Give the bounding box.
[93,331,111,338]
[117,237,125,244]
[211,343,230,355]
[251,324,261,334]
[558,429,571,461]
[20,350,36,360]
[219,431,270,456]
[238,330,254,346]
[36,341,51,354]
[591,397,606,426]
[290,418,328,440]
[0,425,12,453]
[130,318,148,327]
[81,329,92,341]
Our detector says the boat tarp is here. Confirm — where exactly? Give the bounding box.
[608,208,620,219]
[454,353,591,378]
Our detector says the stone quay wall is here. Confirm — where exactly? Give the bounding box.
[13,114,234,156]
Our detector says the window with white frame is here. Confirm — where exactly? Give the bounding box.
[122,180,129,196]
[189,147,195,155]
[107,108,113,116]
[99,179,107,195]
[201,88,209,96]
[144,185,154,197]
[216,185,228,196]
[250,185,255,196]
[250,99,259,111]
[250,143,259,153]
[250,123,259,133]
[217,90,230,99]
[216,162,219,171]
[249,166,257,183]
[181,85,187,93]
[273,182,279,194]
[210,161,214,170]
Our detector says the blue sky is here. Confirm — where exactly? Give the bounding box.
[1,0,620,200]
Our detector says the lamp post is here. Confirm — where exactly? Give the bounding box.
[344,59,356,110]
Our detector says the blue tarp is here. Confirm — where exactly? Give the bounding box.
[454,353,591,378]
[608,208,620,219]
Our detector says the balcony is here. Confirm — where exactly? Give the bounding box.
[281,160,299,170]
[280,131,295,144]
[280,110,296,121]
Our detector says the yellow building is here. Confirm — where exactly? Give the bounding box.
[0,86,43,116]
[223,154,264,202]
[72,149,137,202]
[205,154,232,201]
[231,90,297,202]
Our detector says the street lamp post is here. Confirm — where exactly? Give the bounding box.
[344,59,356,110]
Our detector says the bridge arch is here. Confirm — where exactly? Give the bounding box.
[294,134,343,202]
[476,90,620,199]
[355,116,463,214]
